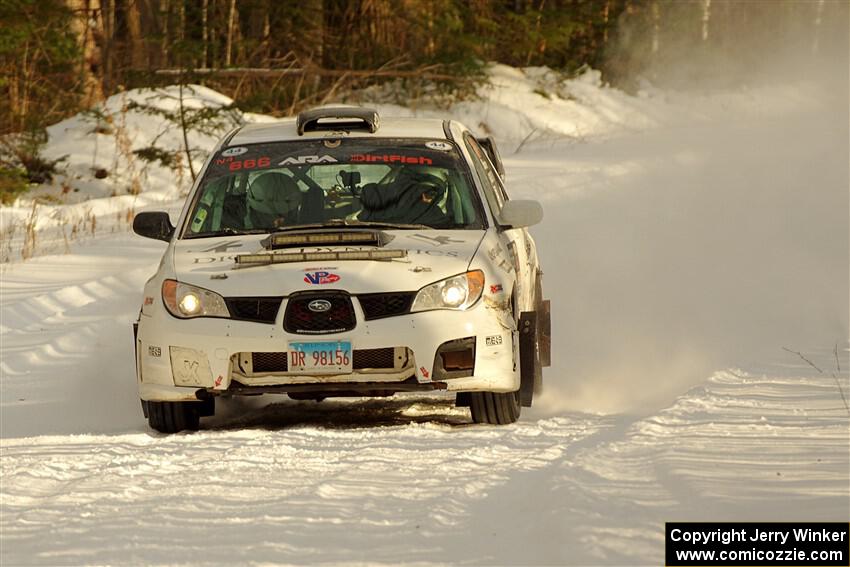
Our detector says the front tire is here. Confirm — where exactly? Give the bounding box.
[146,401,201,433]
[469,391,521,424]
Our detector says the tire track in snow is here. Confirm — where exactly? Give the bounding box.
[0,414,603,565]
[0,235,166,437]
[472,369,850,565]
[4,368,844,565]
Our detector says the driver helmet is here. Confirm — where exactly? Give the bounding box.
[407,166,447,204]
[246,172,301,228]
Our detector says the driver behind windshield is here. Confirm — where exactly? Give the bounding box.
[245,172,302,229]
[359,166,451,227]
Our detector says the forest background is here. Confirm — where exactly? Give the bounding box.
[1,0,846,201]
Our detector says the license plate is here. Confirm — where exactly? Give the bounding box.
[288,341,352,374]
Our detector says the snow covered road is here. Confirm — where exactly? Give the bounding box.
[1,364,846,565]
[1,203,846,566]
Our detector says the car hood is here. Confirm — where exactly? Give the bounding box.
[172,230,486,296]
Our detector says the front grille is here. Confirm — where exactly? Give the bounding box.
[283,293,356,334]
[357,292,416,320]
[226,297,283,323]
[252,352,288,372]
[353,347,396,369]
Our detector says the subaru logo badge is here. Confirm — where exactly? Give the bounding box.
[308,299,332,313]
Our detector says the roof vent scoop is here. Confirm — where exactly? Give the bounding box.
[296,107,380,136]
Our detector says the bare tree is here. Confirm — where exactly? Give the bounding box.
[65,0,104,107]
[201,0,209,68]
[126,0,145,70]
[159,0,169,66]
[225,0,237,66]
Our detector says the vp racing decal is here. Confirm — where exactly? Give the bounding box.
[304,271,340,285]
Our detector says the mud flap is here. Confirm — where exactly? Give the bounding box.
[137,317,145,419]
[519,311,541,407]
[132,318,141,385]
[539,300,551,367]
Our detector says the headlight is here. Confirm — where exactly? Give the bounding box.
[411,270,485,312]
[162,280,230,319]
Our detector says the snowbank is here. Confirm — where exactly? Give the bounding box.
[0,85,275,261]
[356,63,828,148]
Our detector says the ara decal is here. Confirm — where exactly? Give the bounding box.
[420,366,430,379]
[489,284,503,294]
[279,155,338,165]
[304,271,340,285]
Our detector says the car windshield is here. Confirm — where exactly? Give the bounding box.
[183,138,485,238]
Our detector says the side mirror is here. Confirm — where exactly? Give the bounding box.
[133,211,175,242]
[498,200,543,228]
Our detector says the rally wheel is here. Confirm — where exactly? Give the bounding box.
[469,390,521,425]
[145,400,201,433]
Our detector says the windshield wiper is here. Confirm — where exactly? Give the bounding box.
[271,219,433,233]
[185,227,269,239]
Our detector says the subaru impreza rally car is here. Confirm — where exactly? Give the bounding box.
[132,107,551,432]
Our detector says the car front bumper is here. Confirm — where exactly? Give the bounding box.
[135,297,519,402]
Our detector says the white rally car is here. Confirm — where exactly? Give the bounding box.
[132,107,550,432]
